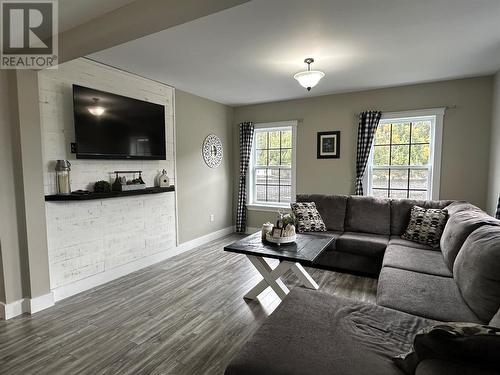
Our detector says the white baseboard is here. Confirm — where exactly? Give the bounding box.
[51,225,235,303]
[0,299,24,320]
[0,292,55,320]
[176,226,235,252]
[28,292,55,314]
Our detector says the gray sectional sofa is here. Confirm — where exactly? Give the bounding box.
[226,195,500,375]
[296,194,452,276]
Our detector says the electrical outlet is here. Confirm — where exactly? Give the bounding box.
[210,214,215,222]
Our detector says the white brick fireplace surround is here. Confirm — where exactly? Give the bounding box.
[39,59,181,302]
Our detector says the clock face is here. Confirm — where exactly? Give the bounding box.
[202,134,223,168]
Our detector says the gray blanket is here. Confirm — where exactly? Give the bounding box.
[225,288,434,375]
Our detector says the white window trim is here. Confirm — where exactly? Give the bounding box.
[363,108,444,200]
[247,120,297,211]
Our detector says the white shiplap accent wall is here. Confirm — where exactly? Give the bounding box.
[39,59,175,194]
[39,58,177,294]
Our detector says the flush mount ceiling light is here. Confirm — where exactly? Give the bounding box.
[293,58,325,91]
[87,98,105,116]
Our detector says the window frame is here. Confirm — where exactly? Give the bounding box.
[247,121,297,211]
[363,108,444,200]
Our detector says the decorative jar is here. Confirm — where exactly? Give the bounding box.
[261,222,274,242]
[55,160,71,195]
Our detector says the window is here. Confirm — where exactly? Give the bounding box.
[248,121,297,210]
[365,109,444,200]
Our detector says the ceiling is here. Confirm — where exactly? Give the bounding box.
[89,0,500,106]
[59,0,138,32]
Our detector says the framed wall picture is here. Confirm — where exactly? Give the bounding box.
[317,131,340,159]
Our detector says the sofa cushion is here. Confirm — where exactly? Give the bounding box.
[440,209,499,271]
[377,267,480,323]
[314,248,382,276]
[225,288,433,375]
[389,236,434,250]
[445,201,483,216]
[454,225,500,323]
[336,231,389,258]
[313,230,383,275]
[390,199,451,236]
[345,196,391,235]
[290,202,327,232]
[296,194,348,231]
[382,245,452,277]
[401,206,448,248]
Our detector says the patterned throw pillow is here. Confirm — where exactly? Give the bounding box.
[402,206,448,248]
[290,202,327,233]
[394,322,500,374]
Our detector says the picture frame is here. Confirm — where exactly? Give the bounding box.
[317,131,340,159]
[271,227,283,237]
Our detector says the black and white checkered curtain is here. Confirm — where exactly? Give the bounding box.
[496,196,500,220]
[354,111,382,195]
[236,122,254,233]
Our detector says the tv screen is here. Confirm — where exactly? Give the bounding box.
[73,85,166,160]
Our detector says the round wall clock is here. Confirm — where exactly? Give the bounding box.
[202,134,223,168]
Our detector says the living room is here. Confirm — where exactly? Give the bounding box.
[0,0,499,374]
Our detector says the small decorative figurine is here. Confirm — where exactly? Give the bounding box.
[283,224,296,237]
[158,169,170,187]
[261,222,274,242]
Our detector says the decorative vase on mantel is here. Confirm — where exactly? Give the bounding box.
[55,160,71,195]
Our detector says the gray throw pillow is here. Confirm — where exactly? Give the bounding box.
[290,202,327,233]
[401,206,447,248]
[394,322,500,374]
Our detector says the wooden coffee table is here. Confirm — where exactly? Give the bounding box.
[224,232,335,301]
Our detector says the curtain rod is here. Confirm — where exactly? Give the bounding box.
[384,104,456,112]
[355,105,457,118]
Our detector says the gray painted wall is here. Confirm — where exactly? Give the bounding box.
[488,71,500,216]
[175,90,234,243]
[234,76,494,228]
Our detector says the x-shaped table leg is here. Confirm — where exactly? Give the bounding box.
[244,255,319,301]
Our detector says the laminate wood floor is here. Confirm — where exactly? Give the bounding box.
[0,234,377,375]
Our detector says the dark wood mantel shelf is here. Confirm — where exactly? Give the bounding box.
[45,186,175,202]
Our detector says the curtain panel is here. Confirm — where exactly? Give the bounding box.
[236,122,254,233]
[355,110,382,195]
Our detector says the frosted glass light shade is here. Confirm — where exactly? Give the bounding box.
[294,70,325,90]
[88,106,105,116]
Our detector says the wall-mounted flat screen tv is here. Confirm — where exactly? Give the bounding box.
[73,85,166,160]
